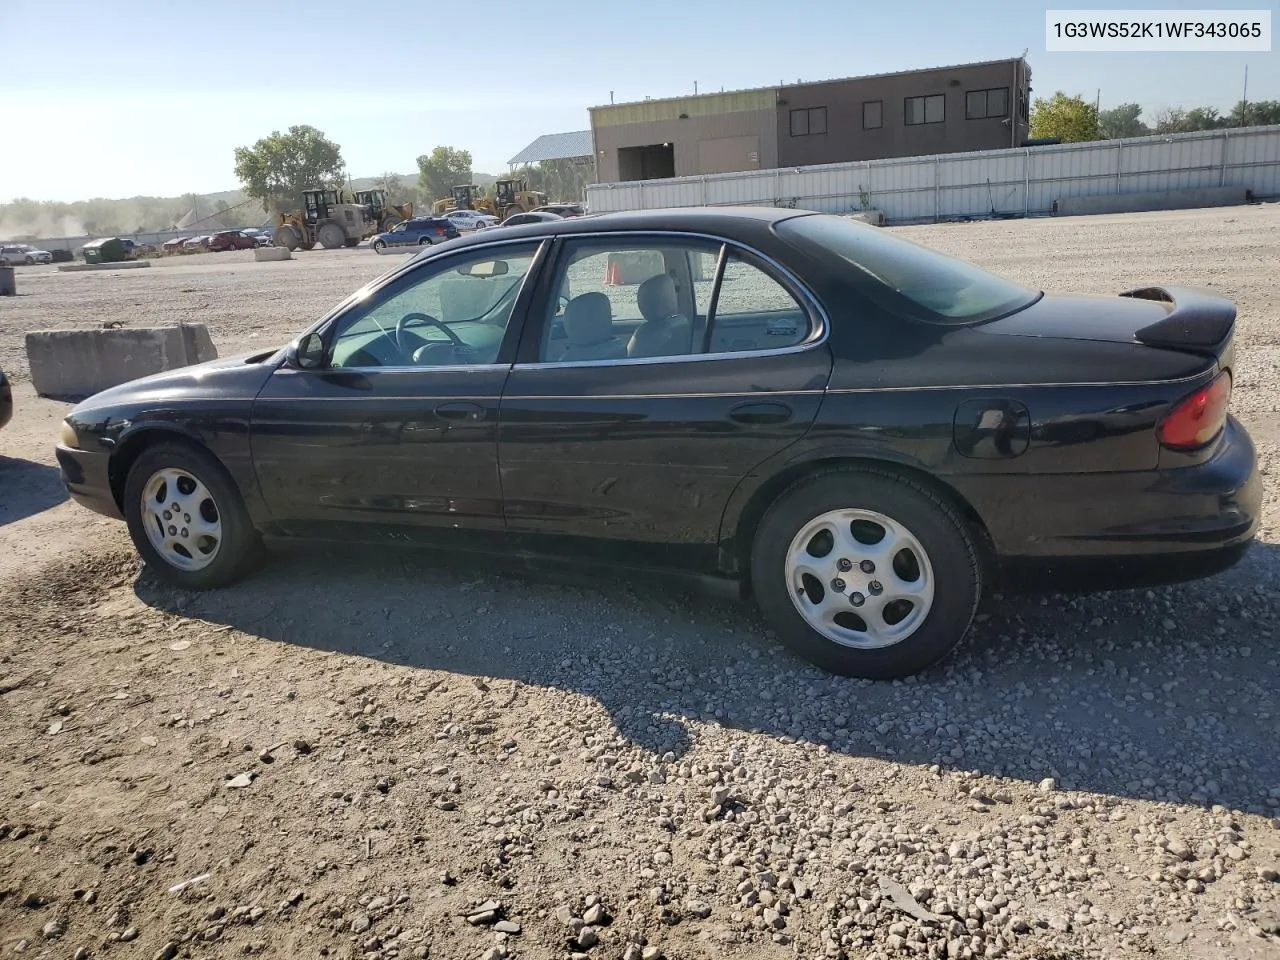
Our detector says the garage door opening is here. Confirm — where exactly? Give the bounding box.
[618,143,675,181]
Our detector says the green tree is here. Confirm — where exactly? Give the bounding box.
[416,147,473,205]
[233,125,346,214]
[376,172,416,207]
[1229,99,1280,126]
[1030,92,1101,142]
[1098,103,1148,139]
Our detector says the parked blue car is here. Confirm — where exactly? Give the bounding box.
[370,217,459,253]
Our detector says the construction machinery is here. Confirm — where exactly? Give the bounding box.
[273,189,371,251]
[432,184,494,217]
[353,189,414,232]
[493,177,547,220]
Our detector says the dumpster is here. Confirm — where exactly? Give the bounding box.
[82,238,129,264]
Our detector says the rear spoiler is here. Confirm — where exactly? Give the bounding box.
[1121,285,1236,355]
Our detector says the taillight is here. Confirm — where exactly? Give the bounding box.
[1158,372,1231,449]
[435,227,444,235]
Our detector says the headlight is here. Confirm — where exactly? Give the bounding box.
[59,421,79,449]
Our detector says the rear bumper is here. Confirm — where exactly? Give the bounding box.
[55,443,122,520]
[956,416,1261,592]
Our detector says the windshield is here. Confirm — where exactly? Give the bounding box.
[775,214,1038,324]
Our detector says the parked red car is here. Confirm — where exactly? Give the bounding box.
[207,230,257,252]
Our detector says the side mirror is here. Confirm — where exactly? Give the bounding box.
[292,332,327,370]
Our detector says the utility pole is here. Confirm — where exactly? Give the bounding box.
[1241,64,1249,125]
[1095,89,1101,112]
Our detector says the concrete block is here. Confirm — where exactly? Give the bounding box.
[1056,186,1250,217]
[25,323,218,400]
[0,266,13,296]
[254,246,292,262]
[845,210,886,226]
[57,260,152,272]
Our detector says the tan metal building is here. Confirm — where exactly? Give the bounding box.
[589,58,1031,183]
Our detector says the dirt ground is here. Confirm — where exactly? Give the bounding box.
[0,208,1278,960]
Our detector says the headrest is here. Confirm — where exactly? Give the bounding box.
[563,292,614,345]
[637,273,678,321]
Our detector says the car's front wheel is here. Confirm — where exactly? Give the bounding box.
[750,468,981,679]
[123,441,260,589]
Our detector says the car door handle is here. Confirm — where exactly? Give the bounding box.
[728,401,793,425]
[434,401,486,421]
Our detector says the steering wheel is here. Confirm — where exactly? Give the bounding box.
[395,312,463,357]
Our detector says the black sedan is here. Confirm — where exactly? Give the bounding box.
[0,367,11,430]
[54,208,1259,679]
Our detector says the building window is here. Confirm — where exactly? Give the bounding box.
[862,100,883,129]
[790,106,827,137]
[904,94,945,126]
[965,87,1009,120]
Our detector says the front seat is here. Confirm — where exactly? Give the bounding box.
[558,293,626,362]
[628,273,691,359]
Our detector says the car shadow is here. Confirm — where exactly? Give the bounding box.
[0,457,69,526]
[132,538,1279,814]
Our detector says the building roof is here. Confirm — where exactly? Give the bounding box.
[589,57,1028,113]
[507,130,594,165]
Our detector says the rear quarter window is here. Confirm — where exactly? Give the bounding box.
[775,214,1038,324]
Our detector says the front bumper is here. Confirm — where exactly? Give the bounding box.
[954,416,1261,591]
[55,443,122,520]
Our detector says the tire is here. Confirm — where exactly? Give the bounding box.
[24,256,34,265]
[750,468,981,679]
[418,236,432,246]
[275,225,299,251]
[373,239,387,254]
[123,441,261,589]
[317,222,345,250]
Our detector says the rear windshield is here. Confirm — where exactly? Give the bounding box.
[775,214,1038,324]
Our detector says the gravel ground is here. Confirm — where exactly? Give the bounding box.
[0,207,1278,960]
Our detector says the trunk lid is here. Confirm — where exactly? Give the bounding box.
[979,286,1236,358]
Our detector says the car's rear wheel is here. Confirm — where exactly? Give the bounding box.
[373,239,387,253]
[418,236,432,246]
[750,468,981,679]
[123,442,260,589]
[24,256,34,265]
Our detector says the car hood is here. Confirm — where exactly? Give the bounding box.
[71,349,283,413]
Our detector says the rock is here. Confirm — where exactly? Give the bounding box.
[154,943,179,960]
[641,949,664,960]
[582,903,605,925]
[1038,778,1057,793]
[466,910,498,926]
[493,920,521,934]
[1257,867,1279,882]
[554,905,574,926]
[293,739,312,754]
[623,946,644,960]
[762,907,784,929]
[1225,844,1247,861]
[685,899,712,919]
[711,786,730,806]
[480,949,504,960]
[140,735,158,747]
[440,871,456,886]
[41,919,65,939]
[74,949,89,960]
[577,926,598,949]
[351,914,372,933]
[225,773,253,789]
[878,877,943,923]
[121,925,139,942]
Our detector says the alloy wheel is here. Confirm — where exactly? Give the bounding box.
[140,467,222,572]
[785,508,935,649]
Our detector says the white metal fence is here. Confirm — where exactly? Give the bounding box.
[585,125,1280,222]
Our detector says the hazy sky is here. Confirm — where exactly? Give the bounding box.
[0,0,1273,202]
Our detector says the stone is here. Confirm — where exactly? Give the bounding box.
[493,920,521,934]
[153,943,179,960]
[577,926,598,949]
[685,900,712,919]
[41,920,64,939]
[582,903,605,925]
[226,773,253,789]
[351,914,372,933]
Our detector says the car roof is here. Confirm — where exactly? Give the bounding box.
[438,206,812,251]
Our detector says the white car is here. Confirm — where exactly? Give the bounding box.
[444,210,499,232]
[0,244,53,265]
